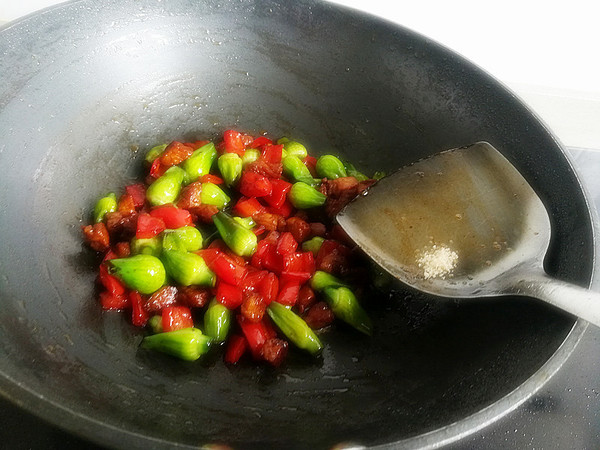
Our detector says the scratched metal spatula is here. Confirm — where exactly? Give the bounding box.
[337,142,600,327]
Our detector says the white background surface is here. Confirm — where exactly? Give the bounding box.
[1,0,600,149]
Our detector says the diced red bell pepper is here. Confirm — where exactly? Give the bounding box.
[125,183,146,209]
[216,281,244,309]
[162,306,194,332]
[267,200,294,218]
[240,267,267,292]
[200,174,224,184]
[225,334,248,364]
[130,291,149,327]
[222,129,246,156]
[149,205,193,229]
[186,140,210,150]
[303,155,318,176]
[98,263,126,296]
[260,144,283,164]
[279,271,312,285]
[262,242,283,273]
[263,179,292,209]
[233,197,266,217]
[283,251,315,273]
[160,141,195,167]
[237,316,275,358]
[99,291,130,310]
[275,282,301,306]
[198,248,247,286]
[249,136,273,148]
[136,213,166,239]
[276,231,298,256]
[102,249,119,262]
[258,272,279,305]
[239,171,272,198]
[253,225,266,236]
[149,157,168,178]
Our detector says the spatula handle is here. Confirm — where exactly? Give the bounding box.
[511,271,600,328]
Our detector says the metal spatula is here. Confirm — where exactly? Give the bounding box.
[337,142,600,327]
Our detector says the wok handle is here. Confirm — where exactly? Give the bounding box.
[511,270,600,328]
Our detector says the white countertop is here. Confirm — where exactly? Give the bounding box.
[2,0,600,150]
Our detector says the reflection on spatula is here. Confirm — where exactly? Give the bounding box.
[337,142,600,327]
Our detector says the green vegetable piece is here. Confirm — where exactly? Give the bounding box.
[322,287,372,336]
[141,327,212,361]
[282,155,316,185]
[276,137,290,144]
[162,226,203,252]
[310,270,349,291]
[161,249,215,287]
[302,236,325,255]
[130,236,162,257]
[241,148,260,167]
[283,140,308,159]
[109,255,166,294]
[213,211,258,257]
[182,142,217,183]
[267,302,323,355]
[343,161,369,182]
[93,192,117,223]
[217,153,243,187]
[148,315,163,333]
[145,143,168,163]
[372,171,386,180]
[316,155,347,179]
[203,299,231,343]
[288,182,327,209]
[146,166,185,206]
[233,216,256,229]
[201,182,230,209]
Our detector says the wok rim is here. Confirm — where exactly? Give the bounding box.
[0,1,598,448]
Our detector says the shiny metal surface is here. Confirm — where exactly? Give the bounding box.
[0,1,596,449]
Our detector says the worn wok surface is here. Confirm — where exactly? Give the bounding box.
[0,0,595,448]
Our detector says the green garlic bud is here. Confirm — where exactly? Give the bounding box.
[267,302,323,355]
[288,182,327,209]
[161,250,215,287]
[200,182,230,209]
[316,155,347,179]
[145,143,168,163]
[283,140,308,159]
[182,142,217,184]
[146,166,185,206]
[109,254,166,294]
[322,287,372,336]
[203,299,231,343]
[233,216,256,229]
[343,161,369,182]
[372,171,386,180]
[93,192,117,223]
[162,226,203,252]
[282,155,316,185]
[130,236,162,257]
[217,153,243,187]
[310,270,349,291]
[302,236,325,255]
[213,211,257,257]
[276,137,290,144]
[140,328,212,361]
[148,315,163,333]
[241,148,260,167]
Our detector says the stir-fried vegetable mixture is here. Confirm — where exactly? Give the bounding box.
[82,130,380,367]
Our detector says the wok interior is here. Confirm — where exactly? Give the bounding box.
[0,1,593,448]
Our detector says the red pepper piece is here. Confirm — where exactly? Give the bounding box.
[136,213,166,239]
[260,144,283,164]
[249,136,273,148]
[162,306,194,332]
[279,271,312,285]
[99,291,130,310]
[240,268,267,292]
[186,140,210,150]
[159,141,195,167]
[222,129,246,156]
[237,316,271,358]
[102,249,118,262]
[239,171,272,198]
[263,178,292,209]
[276,231,298,256]
[283,251,315,273]
[262,242,283,274]
[149,205,193,229]
[130,291,149,327]
[266,200,294,219]
[233,196,266,217]
[258,271,279,305]
[149,157,168,178]
[98,263,126,296]
[216,281,244,309]
[198,248,247,285]
[303,155,318,176]
[144,286,178,313]
[200,174,224,184]
[225,334,248,364]
[276,282,301,306]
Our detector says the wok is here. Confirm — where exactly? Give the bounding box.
[0,0,596,448]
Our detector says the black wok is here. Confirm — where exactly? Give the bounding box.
[0,1,596,448]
